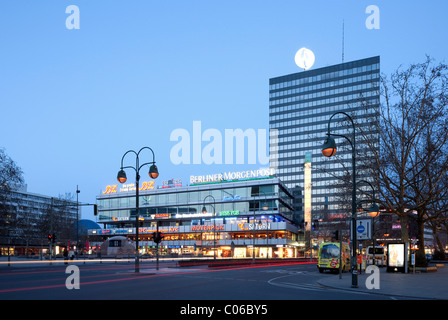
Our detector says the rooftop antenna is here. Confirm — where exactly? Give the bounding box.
[342,19,345,63]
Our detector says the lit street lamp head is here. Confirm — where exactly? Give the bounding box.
[368,203,380,218]
[117,169,127,183]
[262,202,269,211]
[322,136,337,157]
[149,164,159,179]
[201,206,207,214]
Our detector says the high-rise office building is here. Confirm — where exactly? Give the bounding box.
[269,56,380,227]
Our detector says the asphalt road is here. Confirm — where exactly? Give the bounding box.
[0,260,399,302]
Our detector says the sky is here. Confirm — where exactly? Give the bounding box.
[1,1,447,221]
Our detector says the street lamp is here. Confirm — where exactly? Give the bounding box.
[322,111,359,288]
[117,147,158,273]
[76,185,80,259]
[201,195,216,260]
[368,203,380,218]
[356,180,379,218]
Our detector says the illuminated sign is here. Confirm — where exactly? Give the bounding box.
[238,223,271,231]
[190,168,275,184]
[112,217,129,221]
[151,214,171,219]
[387,243,408,273]
[218,210,240,216]
[102,181,154,194]
[103,185,117,194]
[162,178,182,188]
[139,227,179,233]
[191,225,224,232]
[140,181,155,191]
[175,212,213,218]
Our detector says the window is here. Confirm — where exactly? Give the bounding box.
[109,240,122,247]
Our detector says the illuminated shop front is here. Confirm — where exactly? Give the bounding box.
[89,171,304,258]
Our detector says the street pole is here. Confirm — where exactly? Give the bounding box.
[322,111,358,288]
[135,172,140,272]
[156,220,159,270]
[117,147,158,274]
[351,137,358,288]
[50,197,53,265]
[76,185,80,259]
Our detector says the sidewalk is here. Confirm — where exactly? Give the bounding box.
[317,263,448,299]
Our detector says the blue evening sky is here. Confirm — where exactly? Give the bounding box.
[1,1,447,221]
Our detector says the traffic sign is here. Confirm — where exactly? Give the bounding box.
[350,219,372,240]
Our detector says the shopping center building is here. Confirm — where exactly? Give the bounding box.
[88,169,304,258]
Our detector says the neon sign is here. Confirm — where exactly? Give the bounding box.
[218,210,240,216]
[103,181,154,194]
[238,223,271,231]
[191,225,224,231]
[103,185,118,194]
[140,181,155,191]
[190,168,275,184]
[151,214,171,219]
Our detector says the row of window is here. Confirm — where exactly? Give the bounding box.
[98,185,282,207]
[97,200,294,221]
[269,63,380,90]
[270,109,378,130]
[269,104,378,127]
[270,74,379,100]
[270,98,378,120]
[270,88,379,108]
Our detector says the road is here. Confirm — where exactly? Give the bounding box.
[0,259,403,302]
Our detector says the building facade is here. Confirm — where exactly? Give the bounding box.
[269,56,380,227]
[89,172,303,258]
[0,184,79,256]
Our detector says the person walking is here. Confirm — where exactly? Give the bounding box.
[63,247,69,265]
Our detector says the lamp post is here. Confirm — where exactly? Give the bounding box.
[357,180,380,266]
[76,185,80,259]
[117,147,158,273]
[322,111,359,288]
[201,195,216,260]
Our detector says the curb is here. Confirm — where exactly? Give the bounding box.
[316,279,437,300]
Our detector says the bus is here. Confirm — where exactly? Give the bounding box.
[367,246,386,267]
[318,242,350,273]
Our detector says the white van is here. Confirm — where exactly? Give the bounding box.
[367,246,386,267]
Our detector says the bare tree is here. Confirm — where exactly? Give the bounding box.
[0,148,24,246]
[357,57,448,265]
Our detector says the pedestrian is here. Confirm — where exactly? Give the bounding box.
[63,247,68,265]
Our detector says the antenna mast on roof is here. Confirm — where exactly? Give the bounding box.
[342,19,345,63]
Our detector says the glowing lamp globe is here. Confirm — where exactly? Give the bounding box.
[295,48,315,70]
[117,169,127,183]
[149,164,159,179]
[322,136,337,157]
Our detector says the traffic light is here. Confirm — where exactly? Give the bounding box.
[48,234,55,243]
[153,232,164,244]
[93,204,98,216]
[150,232,157,242]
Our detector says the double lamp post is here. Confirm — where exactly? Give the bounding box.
[117,147,159,273]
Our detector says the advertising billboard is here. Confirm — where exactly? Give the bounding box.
[387,243,408,273]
